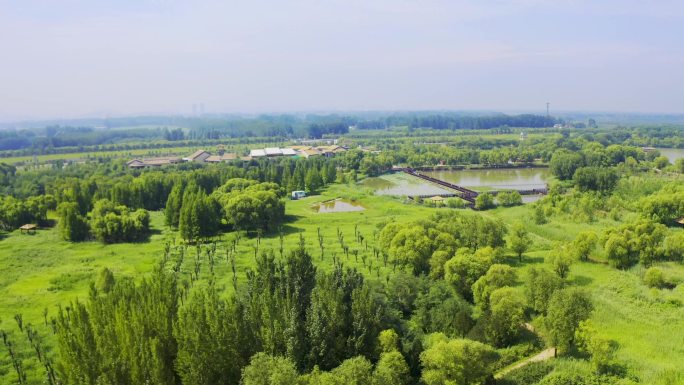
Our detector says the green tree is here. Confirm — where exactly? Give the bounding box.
[330,356,373,385]
[420,334,499,385]
[572,231,598,262]
[55,265,178,385]
[475,192,495,210]
[429,250,451,279]
[525,267,563,314]
[95,267,115,293]
[545,288,593,354]
[551,243,574,279]
[377,329,400,353]
[383,224,433,275]
[640,191,684,226]
[241,353,299,385]
[164,182,185,228]
[508,222,531,261]
[550,149,585,180]
[373,351,410,385]
[497,191,522,207]
[179,190,220,242]
[573,167,619,193]
[472,264,517,310]
[176,285,245,384]
[90,199,150,243]
[305,167,324,194]
[57,202,89,241]
[413,280,474,338]
[444,247,496,300]
[643,267,666,288]
[485,287,526,347]
[602,219,667,268]
[676,158,684,174]
[533,204,547,225]
[575,320,618,375]
[661,232,684,262]
[653,156,670,170]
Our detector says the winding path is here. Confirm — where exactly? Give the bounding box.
[494,348,556,379]
[494,323,555,379]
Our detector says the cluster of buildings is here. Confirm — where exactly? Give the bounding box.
[249,145,347,159]
[127,145,348,168]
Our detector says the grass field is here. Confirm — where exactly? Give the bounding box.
[0,140,286,165]
[1,182,683,384]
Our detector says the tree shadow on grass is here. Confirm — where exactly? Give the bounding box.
[505,255,545,267]
[0,232,7,241]
[571,274,593,287]
[41,219,57,228]
[278,224,304,236]
[518,325,544,348]
[130,228,162,244]
[521,256,545,265]
[283,213,306,224]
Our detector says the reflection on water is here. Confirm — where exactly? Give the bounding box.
[657,148,684,163]
[522,195,543,204]
[360,173,452,196]
[361,168,551,202]
[423,168,551,190]
[313,199,365,213]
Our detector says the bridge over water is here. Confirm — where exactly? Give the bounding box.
[393,167,548,206]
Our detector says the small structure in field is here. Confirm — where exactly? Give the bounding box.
[429,196,446,205]
[291,191,306,200]
[19,224,37,234]
[676,217,684,226]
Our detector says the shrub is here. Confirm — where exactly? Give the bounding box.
[446,198,466,208]
[475,192,496,210]
[643,267,665,289]
[498,191,523,207]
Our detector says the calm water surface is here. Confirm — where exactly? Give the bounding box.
[657,148,684,163]
[360,173,453,196]
[361,168,551,196]
[313,199,365,213]
[423,168,551,190]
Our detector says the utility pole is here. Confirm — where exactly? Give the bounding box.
[546,102,550,118]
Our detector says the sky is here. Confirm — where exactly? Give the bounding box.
[0,0,683,121]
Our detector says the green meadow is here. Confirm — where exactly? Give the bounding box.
[1,182,683,384]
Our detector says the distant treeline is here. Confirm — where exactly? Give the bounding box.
[0,114,354,152]
[3,113,682,156]
[357,113,557,130]
[0,113,555,153]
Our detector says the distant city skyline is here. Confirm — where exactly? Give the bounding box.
[1,0,683,121]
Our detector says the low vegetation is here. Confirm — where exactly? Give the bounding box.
[0,121,683,384]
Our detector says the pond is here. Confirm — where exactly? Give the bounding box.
[313,199,366,213]
[361,168,551,196]
[360,172,453,196]
[423,168,551,191]
[657,148,684,163]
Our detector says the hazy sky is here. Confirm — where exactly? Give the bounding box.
[1,0,683,120]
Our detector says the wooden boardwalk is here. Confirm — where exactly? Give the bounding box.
[398,168,478,203]
[394,167,548,205]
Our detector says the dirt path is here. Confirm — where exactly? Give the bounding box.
[494,347,556,379]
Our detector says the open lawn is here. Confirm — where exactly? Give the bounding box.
[1,182,683,384]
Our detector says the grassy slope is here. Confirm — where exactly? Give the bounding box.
[1,183,683,384]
